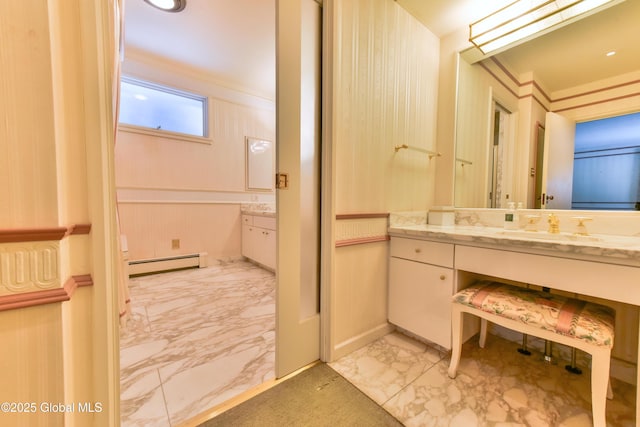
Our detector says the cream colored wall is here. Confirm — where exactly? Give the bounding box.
[0,0,59,227]
[0,3,65,427]
[333,0,440,213]
[117,202,241,261]
[115,53,275,263]
[0,0,119,425]
[327,0,440,360]
[333,243,390,346]
[0,306,65,427]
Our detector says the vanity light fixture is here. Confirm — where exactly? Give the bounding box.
[469,0,622,54]
[143,0,186,12]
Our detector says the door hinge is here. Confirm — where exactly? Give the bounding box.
[276,173,289,189]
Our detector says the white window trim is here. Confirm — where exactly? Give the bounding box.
[117,123,213,145]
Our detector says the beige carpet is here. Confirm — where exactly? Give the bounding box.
[200,363,404,426]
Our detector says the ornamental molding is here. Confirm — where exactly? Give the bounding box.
[0,242,60,295]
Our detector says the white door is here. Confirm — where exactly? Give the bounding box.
[275,0,321,378]
[541,112,576,209]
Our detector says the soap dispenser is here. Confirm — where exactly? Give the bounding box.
[504,202,517,230]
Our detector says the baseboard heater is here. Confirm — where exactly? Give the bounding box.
[128,252,208,276]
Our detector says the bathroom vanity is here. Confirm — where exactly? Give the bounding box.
[241,208,276,271]
[388,216,640,420]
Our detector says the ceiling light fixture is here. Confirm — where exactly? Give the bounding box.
[143,0,186,12]
[606,50,616,56]
[469,0,621,55]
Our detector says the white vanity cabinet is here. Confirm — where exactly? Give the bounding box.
[388,237,454,349]
[241,214,276,270]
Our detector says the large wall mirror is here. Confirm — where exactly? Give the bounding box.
[246,137,275,191]
[454,0,640,211]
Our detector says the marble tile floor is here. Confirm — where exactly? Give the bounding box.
[330,331,636,426]
[121,261,635,426]
[120,260,276,427]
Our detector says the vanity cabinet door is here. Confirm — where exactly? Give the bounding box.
[388,257,453,349]
[254,227,275,270]
[242,224,255,260]
[241,215,276,271]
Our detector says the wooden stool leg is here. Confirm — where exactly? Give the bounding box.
[479,318,488,348]
[448,305,464,379]
[590,349,611,427]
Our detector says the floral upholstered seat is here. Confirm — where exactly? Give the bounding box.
[449,280,616,426]
[453,280,615,348]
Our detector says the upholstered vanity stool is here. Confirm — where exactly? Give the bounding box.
[447,280,615,427]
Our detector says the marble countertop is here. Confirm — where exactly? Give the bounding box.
[240,203,276,217]
[241,210,276,218]
[388,224,640,267]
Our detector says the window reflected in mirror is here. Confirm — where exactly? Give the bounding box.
[572,112,640,210]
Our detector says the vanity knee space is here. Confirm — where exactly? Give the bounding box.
[447,280,616,427]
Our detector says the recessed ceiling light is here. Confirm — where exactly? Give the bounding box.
[606,51,617,57]
[143,0,186,12]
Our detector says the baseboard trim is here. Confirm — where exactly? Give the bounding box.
[330,323,395,362]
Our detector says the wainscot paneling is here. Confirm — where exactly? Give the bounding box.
[117,201,243,264]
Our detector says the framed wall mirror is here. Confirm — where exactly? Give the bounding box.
[246,137,274,191]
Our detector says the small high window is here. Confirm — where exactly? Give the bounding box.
[119,77,208,138]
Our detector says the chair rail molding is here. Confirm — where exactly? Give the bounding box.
[335,213,389,247]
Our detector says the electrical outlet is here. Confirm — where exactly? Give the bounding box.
[171,239,180,249]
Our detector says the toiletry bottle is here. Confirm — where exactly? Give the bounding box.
[515,202,522,229]
[504,202,516,230]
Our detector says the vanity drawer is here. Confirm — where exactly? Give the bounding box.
[390,237,454,268]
